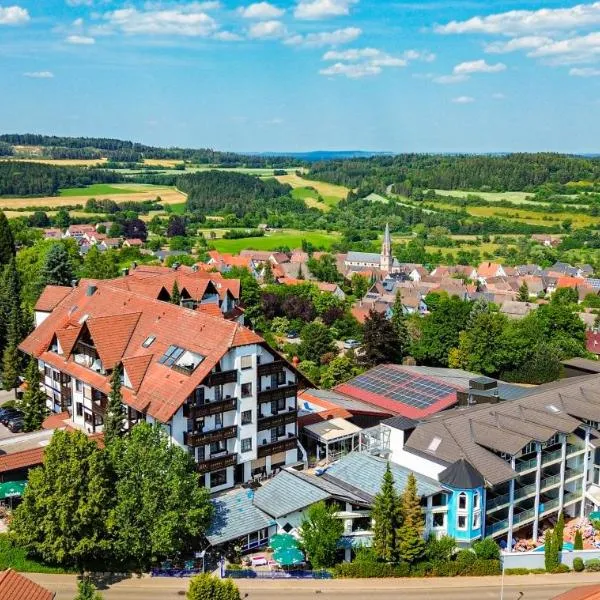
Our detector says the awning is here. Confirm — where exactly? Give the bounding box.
[0,480,27,499]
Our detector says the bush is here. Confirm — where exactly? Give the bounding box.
[551,564,570,574]
[505,568,534,575]
[573,557,584,572]
[0,533,67,574]
[574,530,583,550]
[463,560,502,576]
[472,538,500,561]
[455,549,477,566]
[425,535,456,563]
[586,559,600,572]
[430,561,463,577]
[187,574,241,600]
[334,561,410,578]
[410,561,433,577]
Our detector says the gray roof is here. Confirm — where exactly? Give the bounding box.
[562,358,600,373]
[284,468,369,505]
[322,452,442,501]
[346,251,381,264]
[206,488,273,546]
[405,375,600,486]
[253,469,329,518]
[439,459,484,490]
[382,416,418,431]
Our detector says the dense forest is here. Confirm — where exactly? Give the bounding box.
[308,153,600,193]
[181,171,305,217]
[0,162,120,196]
[0,134,302,167]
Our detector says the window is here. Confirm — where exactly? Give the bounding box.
[272,397,286,413]
[210,470,228,487]
[458,493,467,510]
[457,515,467,530]
[432,493,447,507]
[272,371,285,387]
[472,512,481,529]
[76,403,83,417]
[473,492,480,510]
[210,440,226,455]
[241,438,253,453]
[241,355,252,370]
[194,387,205,406]
[427,436,442,453]
[241,410,252,425]
[75,379,83,392]
[241,383,252,398]
[159,345,185,366]
[214,413,223,428]
[44,366,51,378]
[52,371,60,382]
[432,513,446,528]
[142,335,156,348]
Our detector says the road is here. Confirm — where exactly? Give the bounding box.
[26,573,600,600]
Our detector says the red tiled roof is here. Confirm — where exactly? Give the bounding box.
[587,332,600,356]
[0,569,55,600]
[551,586,600,600]
[477,262,503,278]
[34,286,73,312]
[197,303,223,318]
[299,407,353,427]
[0,447,45,474]
[557,276,584,289]
[86,312,141,369]
[56,326,81,358]
[42,411,71,430]
[122,355,153,392]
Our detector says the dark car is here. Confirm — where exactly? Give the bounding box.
[0,408,22,426]
[286,330,299,339]
[7,417,24,433]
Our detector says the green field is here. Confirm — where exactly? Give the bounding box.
[212,229,340,253]
[59,183,154,197]
[433,189,535,204]
[168,202,187,214]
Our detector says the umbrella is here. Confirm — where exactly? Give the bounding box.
[269,533,298,550]
[0,481,26,499]
[273,547,304,566]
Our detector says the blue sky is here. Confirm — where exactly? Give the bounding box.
[1,0,599,152]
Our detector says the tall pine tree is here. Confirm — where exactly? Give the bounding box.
[2,304,21,396]
[0,258,24,355]
[104,364,126,444]
[372,463,402,562]
[171,281,181,305]
[0,210,15,268]
[397,472,426,563]
[21,357,48,432]
[39,243,74,288]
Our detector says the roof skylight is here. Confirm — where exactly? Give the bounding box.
[428,436,442,452]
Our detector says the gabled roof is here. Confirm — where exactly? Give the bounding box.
[0,569,55,600]
[35,286,73,312]
[122,355,153,392]
[86,312,141,369]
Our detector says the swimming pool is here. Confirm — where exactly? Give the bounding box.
[534,541,575,552]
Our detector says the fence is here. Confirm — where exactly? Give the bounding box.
[225,569,332,579]
[502,548,600,570]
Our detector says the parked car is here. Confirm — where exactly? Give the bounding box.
[7,417,24,433]
[0,408,22,426]
[286,330,299,339]
[343,339,361,350]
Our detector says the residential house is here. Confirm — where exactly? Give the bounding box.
[20,279,307,493]
[499,301,538,320]
[477,262,507,283]
[43,228,63,240]
[123,238,143,248]
[0,569,55,600]
[63,224,96,241]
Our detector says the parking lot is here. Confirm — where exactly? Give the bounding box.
[0,389,24,440]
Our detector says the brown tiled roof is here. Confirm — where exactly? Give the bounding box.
[34,286,73,312]
[122,355,153,392]
[0,569,55,600]
[552,586,600,600]
[0,447,45,474]
[56,326,81,358]
[197,303,223,318]
[41,411,71,430]
[86,312,141,369]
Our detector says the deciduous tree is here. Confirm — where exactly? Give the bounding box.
[361,309,404,367]
[299,500,344,568]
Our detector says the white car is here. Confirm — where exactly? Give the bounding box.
[343,339,361,350]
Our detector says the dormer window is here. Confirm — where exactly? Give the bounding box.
[159,345,204,374]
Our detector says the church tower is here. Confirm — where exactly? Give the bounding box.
[380,223,392,273]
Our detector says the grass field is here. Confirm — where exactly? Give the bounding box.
[1,157,108,166]
[211,229,340,253]
[59,183,154,197]
[274,173,349,207]
[291,187,331,211]
[433,189,536,204]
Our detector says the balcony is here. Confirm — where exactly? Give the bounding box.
[258,409,297,430]
[197,452,237,474]
[205,370,238,387]
[257,436,297,458]
[183,397,237,419]
[542,448,563,466]
[257,360,286,377]
[184,425,238,447]
[257,383,298,405]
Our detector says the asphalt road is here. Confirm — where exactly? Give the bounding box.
[26,573,600,600]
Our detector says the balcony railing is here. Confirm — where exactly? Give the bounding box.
[542,449,563,466]
[257,436,297,458]
[257,360,286,377]
[183,397,237,419]
[516,457,537,473]
[539,498,560,515]
[197,452,237,474]
[257,384,298,405]
[184,425,238,448]
[258,409,297,430]
[205,370,238,387]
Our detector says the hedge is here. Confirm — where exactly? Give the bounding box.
[333,559,501,578]
[586,559,600,572]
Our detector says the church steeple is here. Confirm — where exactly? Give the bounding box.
[380,223,392,273]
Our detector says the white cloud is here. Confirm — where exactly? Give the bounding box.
[248,19,287,39]
[403,49,436,62]
[485,36,552,54]
[492,92,506,99]
[433,73,469,84]
[323,47,380,60]
[285,26,361,47]
[214,30,243,41]
[238,2,284,19]
[452,95,474,103]
[72,17,84,27]
[320,62,381,78]
[435,2,600,36]
[294,0,358,20]
[66,34,95,44]
[570,66,600,76]
[528,32,600,65]
[66,0,93,6]
[104,6,219,37]
[453,59,506,74]
[0,5,29,25]
[24,71,54,78]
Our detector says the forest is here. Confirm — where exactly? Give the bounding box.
[307,153,600,194]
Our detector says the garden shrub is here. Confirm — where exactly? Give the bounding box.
[463,560,502,576]
[472,538,501,561]
[551,564,570,574]
[410,561,433,577]
[505,568,532,575]
[455,549,477,566]
[334,561,410,578]
[425,535,456,564]
[573,557,584,572]
[586,559,600,572]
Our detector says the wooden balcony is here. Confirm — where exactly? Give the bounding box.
[205,370,238,387]
[197,452,237,474]
[183,397,237,419]
[257,436,297,458]
[258,410,297,431]
[91,392,108,414]
[184,425,238,448]
[257,360,286,377]
[257,384,298,405]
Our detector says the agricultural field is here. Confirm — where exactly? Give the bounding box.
[0,157,108,166]
[433,189,535,203]
[273,173,349,207]
[211,229,340,253]
[59,183,157,197]
[290,187,330,211]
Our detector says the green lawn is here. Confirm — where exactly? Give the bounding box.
[0,534,69,574]
[212,229,339,253]
[168,202,187,215]
[59,184,145,197]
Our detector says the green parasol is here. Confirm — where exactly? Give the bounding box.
[269,533,298,550]
[273,547,304,566]
[0,480,26,499]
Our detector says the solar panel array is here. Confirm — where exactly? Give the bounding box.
[350,365,456,409]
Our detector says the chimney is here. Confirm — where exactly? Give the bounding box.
[70,279,78,288]
[86,284,97,297]
[122,268,129,277]
[132,261,138,270]
[173,262,180,271]
[192,264,199,273]
[292,356,300,368]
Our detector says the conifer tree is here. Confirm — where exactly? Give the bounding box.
[396,472,426,563]
[263,261,275,284]
[372,463,402,562]
[0,258,23,353]
[39,243,74,288]
[518,281,530,302]
[171,281,181,305]
[555,512,565,552]
[391,291,410,351]
[74,578,103,600]
[104,364,126,444]
[0,210,15,268]
[2,305,21,396]
[22,357,48,432]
